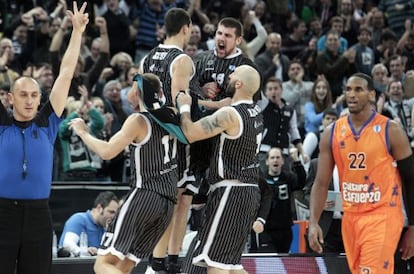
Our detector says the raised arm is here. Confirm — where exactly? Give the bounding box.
[49,2,89,116]
[95,17,110,54]
[245,12,268,60]
[187,0,210,25]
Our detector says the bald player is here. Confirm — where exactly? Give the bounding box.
[176,65,263,274]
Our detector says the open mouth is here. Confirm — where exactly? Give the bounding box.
[217,43,225,54]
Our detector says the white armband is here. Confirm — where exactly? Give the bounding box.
[179,104,191,114]
[256,217,266,225]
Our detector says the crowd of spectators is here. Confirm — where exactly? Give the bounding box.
[1,0,413,182]
[2,0,414,258]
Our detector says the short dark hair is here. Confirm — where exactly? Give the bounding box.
[358,26,371,36]
[351,73,374,91]
[218,17,244,37]
[325,29,340,39]
[309,16,321,25]
[164,8,191,37]
[93,191,118,209]
[288,59,303,69]
[380,29,397,42]
[265,76,282,88]
[142,73,161,92]
[290,19,305,32]
[266,147,283,160]
[0,83,10,91]
[386,79,404,93]
[329,16,344,27]
[36,62,52,71]
[389,54,402,65]
[323,108,339,118]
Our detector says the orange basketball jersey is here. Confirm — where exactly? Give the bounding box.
[331,111,403,213]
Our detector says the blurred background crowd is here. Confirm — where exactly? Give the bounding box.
[2,0,414,258]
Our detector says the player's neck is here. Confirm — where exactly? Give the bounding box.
[232,92,251,103]
[349,108,374,129]
[163,37,184,50]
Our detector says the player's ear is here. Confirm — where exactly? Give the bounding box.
[369,89,376,102]
[183,24,190,35]
[235,36,243,46]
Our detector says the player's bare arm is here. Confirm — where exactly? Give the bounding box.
[171,54,194,107]
[182,106,238,143]
[198,97,232,110]
[388,120,414,260]
[176,89,239,142]
[50,2,89,116]
[308,125,335,254]
[389,120,413,161]
[69,113,147,159]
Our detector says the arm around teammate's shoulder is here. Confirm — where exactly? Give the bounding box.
[180,104,238,143]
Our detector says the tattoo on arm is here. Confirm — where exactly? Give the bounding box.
[181,113,192,133]
[200,110,234,134]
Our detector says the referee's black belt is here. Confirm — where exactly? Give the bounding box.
[0,197,49,206]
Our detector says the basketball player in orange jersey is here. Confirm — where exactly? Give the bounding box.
[308,73,414,274]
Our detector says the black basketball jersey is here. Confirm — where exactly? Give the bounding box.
[129,113,178,201]
[191,48,259,100]
[208,102,263,185]
[141,45,188,106]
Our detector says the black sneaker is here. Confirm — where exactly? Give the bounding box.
[155,270,169,274]
[145,265,168,274]
[167,262,182,274]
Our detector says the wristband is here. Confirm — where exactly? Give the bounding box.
[175,90,186,107]
[256,217,266,225]
[179,104,191,114]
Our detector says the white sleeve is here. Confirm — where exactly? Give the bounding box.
[303,132,318,157]
[62,231,81,256]
[289,110,301,142]
[256,92,269,112]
